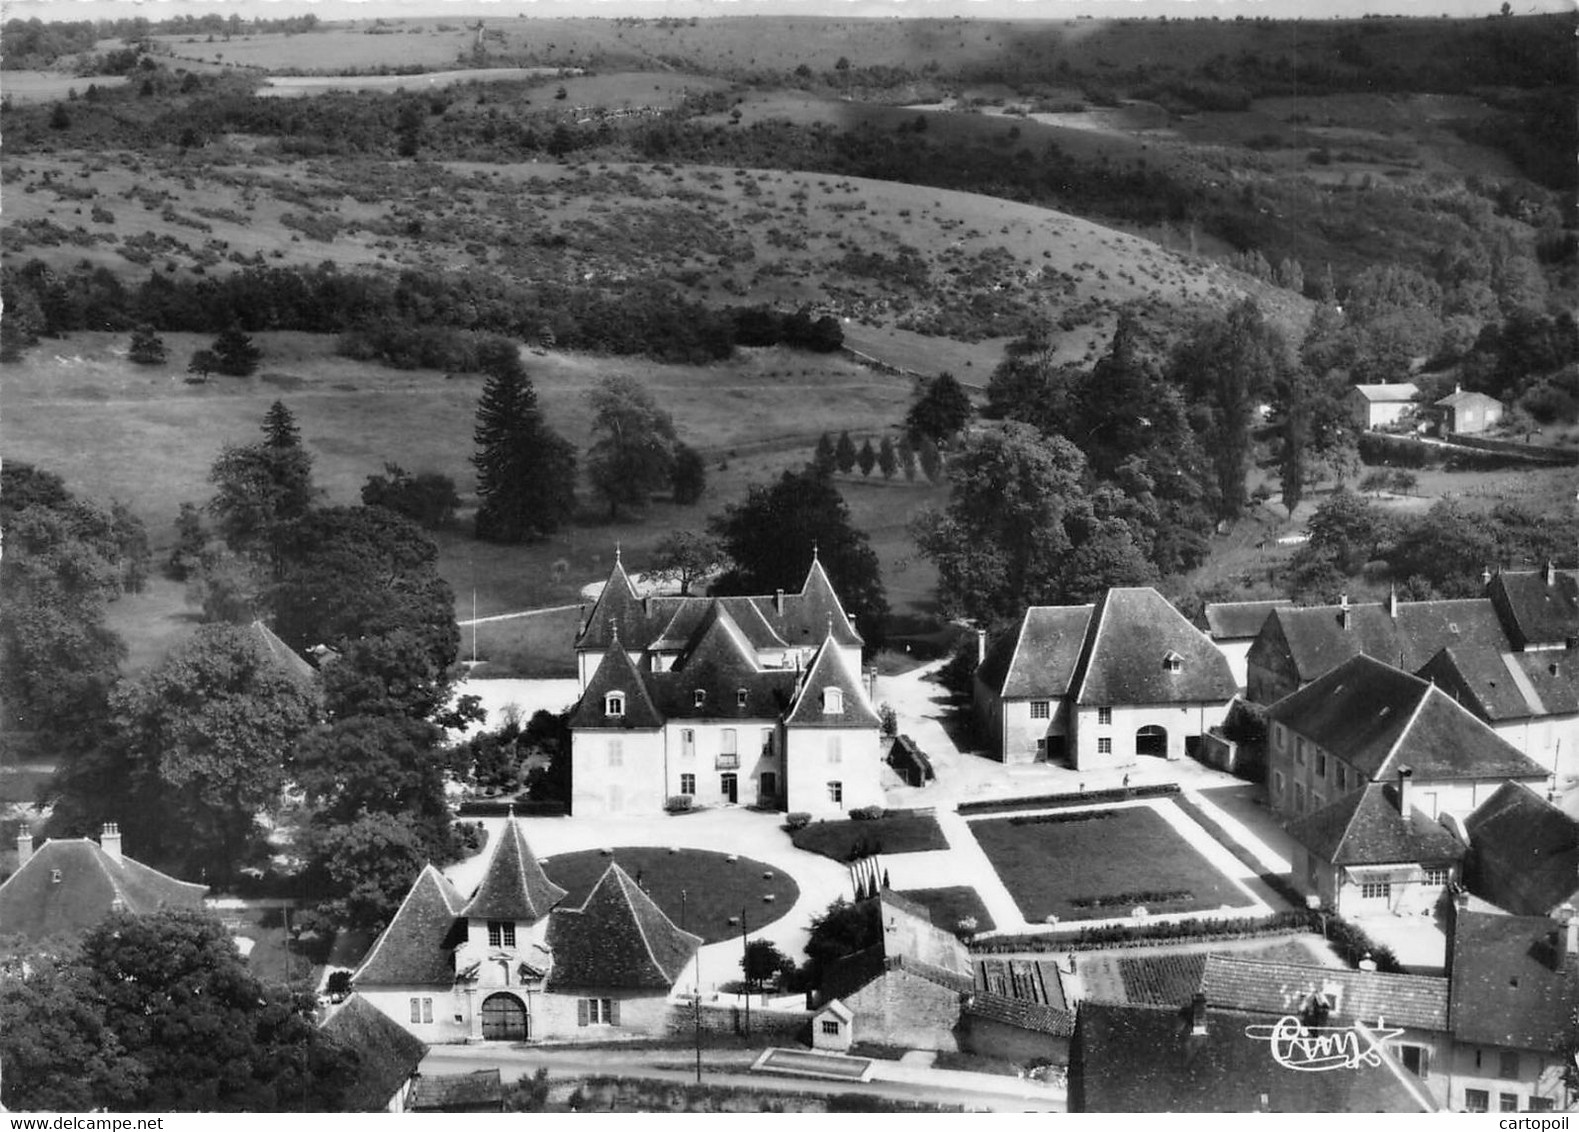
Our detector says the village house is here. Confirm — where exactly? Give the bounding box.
[1487,564,1579,653]
[1246,591,1511,706]
[0,824,208,942]
[350,816,702,1045]
[1346,382,1421,432]
[320,994,429,1113]
[1198,954,1451,1107]
[973,587,1238,768]
[1462,782,1579,918]
[1203,599,1292,691]
[1432,386,1504,436]
[568,550,882,817]
[1446,906,1578,1113]
[1267,654,1551,825]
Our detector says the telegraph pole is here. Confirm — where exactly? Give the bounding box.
[741,905,750,1040]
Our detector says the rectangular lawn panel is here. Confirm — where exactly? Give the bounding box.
[791,813,948,861]
[967,804,1248,924]
[895,886,995,934]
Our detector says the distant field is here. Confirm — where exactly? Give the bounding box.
[1,72,130,104]
[257,67,557,97]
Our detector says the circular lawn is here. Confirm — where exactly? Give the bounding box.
[541,847,800,945]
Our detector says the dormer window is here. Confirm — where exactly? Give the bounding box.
[694,689,706,709]
[605,692,625,717]
[737,688,749,709]
[51,869,62,884]
[822,688,844,714]
[1163,651,1183,674]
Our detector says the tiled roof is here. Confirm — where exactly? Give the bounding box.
[1416,645,1537,722]
[353,864,466,988]
[1204,600,1291,642]
[1287,782,1463,867]
[1199,955,1449,1032]
[645,604,800,720]
[1509,651,1579,715]
[1449,910,1579,1053]
[0,838,208,942]
[573,558,655,652]
[1073,588,1237,707]
[964,991,1075,1037]
[566,643,664,731]
[546,863,702,991]
[784,634,882,729]
[409,1069,504,1112]
[460,819,567,924]
[1350,382,1420,403]
[1072,1001,1433,1113]
[1464,783,1579,917]
[1489,567,1579,650]
[1271,654,1548,782]
[975,605,1094,699]
[1436,389,1501,409]
[249,619,319,683]
[1261,599,1510,687]
[321,995,428,1112]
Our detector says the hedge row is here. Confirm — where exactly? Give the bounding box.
[958,782,1179,816]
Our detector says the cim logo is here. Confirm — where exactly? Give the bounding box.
[1244,1015,1405,1073]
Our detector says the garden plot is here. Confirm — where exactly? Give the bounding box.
[967,801,1255,925]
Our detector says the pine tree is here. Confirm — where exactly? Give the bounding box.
[877,436,897,480]
[211,325,261,377]
[919,437,942,483]
[856,437,877,477]
[898,436,917,482]
[127,326,167,366]
[835,430,857,474]
[472,340,576,543]
[261,400,300,449]
[812,433,838,477]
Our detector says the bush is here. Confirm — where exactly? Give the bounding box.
[665,795,694,814]
[324,970,353,1002]
[785,812,812,831]
[849,805,885,821]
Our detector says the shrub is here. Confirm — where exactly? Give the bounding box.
[849,805,885,821]
[665,795,694,814]
[785,812,812,831]
[324,970,353,1002]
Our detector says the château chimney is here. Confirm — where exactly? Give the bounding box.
[1481,566,1492,587]
[1557,904,1578,958]
[1338,594,1351,631]
[1190,992,1208,1036]
[976,627,987,666]
[1546,560,1557,586]
[1387,585,1398,619]
[775,589,785,615]
[16,830,33,867]
[1395,766,1413,815]
[100,822,122,863]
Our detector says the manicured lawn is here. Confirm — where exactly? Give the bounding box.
[466,605,582,678]
[541,847,798,945]
[967,804,1248,924]
[895,886,995,934]
[790,812,948,862]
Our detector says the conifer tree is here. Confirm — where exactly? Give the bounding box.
[127,326,167,365]
[877,436,898,480]
[835,430,857,474]
[211,325,262,377]
[471,340,576,543]
[856,437,877,477]
[812,433,838,477]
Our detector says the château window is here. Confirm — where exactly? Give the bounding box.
[827,781,843,805]
[1163,651,1183,673]
[1423,867,1450,887]
[579,997,616,1026]
[680,773,696,795]
[1097,707,1112,726]
[1097,737,1112,755]
[605,692,625,717]
[827,736,842,763]
[737,688,749,709]
[693,689,706,709]
[607,739,623,767]
[1360,882,1390,901]
[409,997,433,1024]
[1315,752,1327,777]
[721,728,738,755]
[487,920,516,948]
[1030,701,1050,720]
[822,688,844,714]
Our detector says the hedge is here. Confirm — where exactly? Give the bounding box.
[957,783,1180,816]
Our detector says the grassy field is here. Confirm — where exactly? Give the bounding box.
[896,885,996,934]
[540,846,799,945]
[789,811,949,861]
[967,803,1248,924]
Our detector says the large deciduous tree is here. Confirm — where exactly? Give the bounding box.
[646,529,724,596]
[586,374,679,518]
[472,339,576,542]
[211,324,262,376]
[709,467,889,649]
[905,371,973,446]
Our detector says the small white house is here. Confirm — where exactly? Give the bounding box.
[812,998,855,1052]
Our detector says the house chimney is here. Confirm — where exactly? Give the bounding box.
[1395,766,1413,815]
[1557,904,1578,958]
[16,830,33,867]
[1546,560,1557,586]
[1481,566,1492,587]
[775,589,785,614]
[1338,594,1351,631]
[100,822,122,864]
[1190,992,1208,1036]
[976,627,987,666]
[1358,953,1378,972]
[1387,585,1398,619]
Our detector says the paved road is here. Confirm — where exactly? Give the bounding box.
[420,1043,1064,1112]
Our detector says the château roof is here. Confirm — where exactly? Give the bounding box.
[353,864,467,988]
[645,603,799,720]
[567,639,665,731]
[460,818,567,924]
[975,605,1094,700]
[545,863,702,991]
[1464,782,1579,917]
[784,633,883,729]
